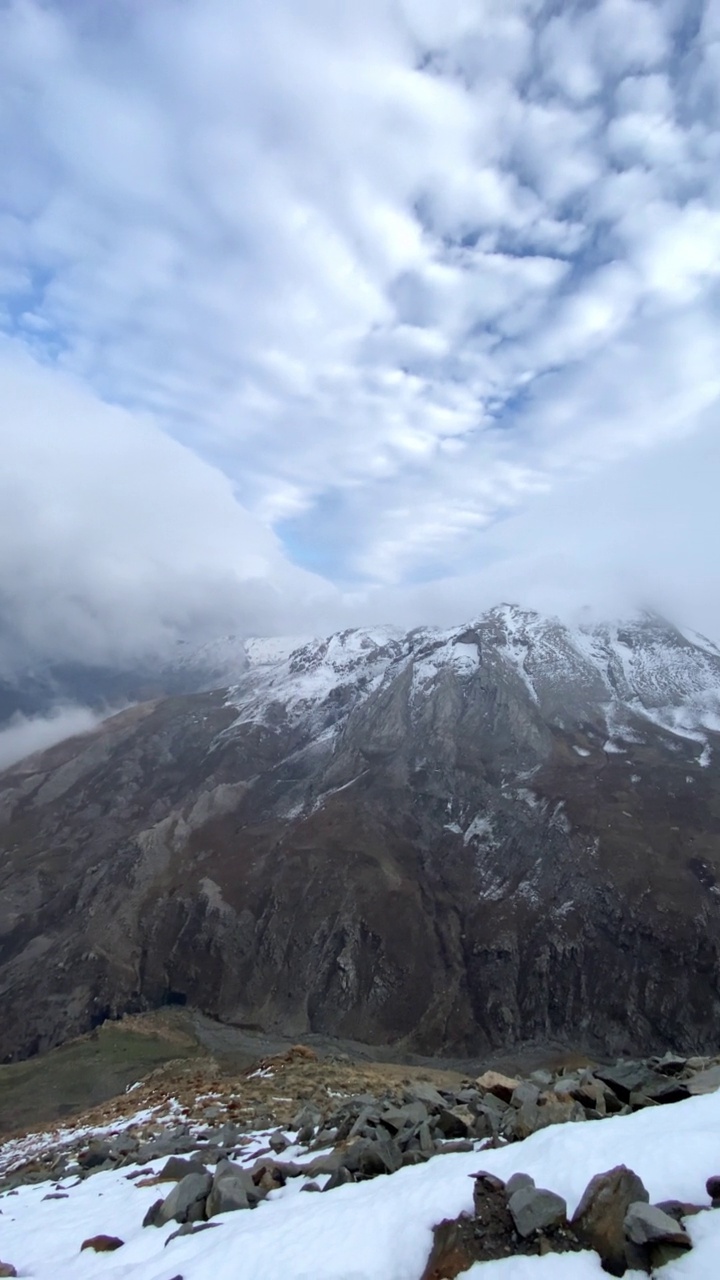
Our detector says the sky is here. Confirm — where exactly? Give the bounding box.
[1,0,720,676]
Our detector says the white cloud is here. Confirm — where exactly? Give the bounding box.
[0,705,104,771]
[0,340,334,669]
[0,0,718,664]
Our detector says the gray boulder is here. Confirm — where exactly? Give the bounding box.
[155,1172,212,1227]
[341,1137,402,1178]
[206,1159,263,1217]
[405,1083,446,1112]
[158,1157,209,1183]
[505,1172,535,1196]
[624,1202,691,1248]
[382,1102,428,1133]
[509,1185,567,1238]
[594,1064,662,1104]
[511,1082,541,1110]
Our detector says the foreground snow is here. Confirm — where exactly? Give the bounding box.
[2,1091,720,1279]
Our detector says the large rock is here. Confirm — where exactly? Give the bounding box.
[572,1166,649,1277]
[406,1083,447,1112]
[435,1106,473,1140]
[341,1137,402,1178]
[206,1161,261,1217]
[509,1186,567,1238]
[624,1202,691,1248]
[476,1071,520,1103]
[158,1156,209,1183]
[155,1172,212,1227]
[594,1064,663,1104]
[382,1101,428,1133]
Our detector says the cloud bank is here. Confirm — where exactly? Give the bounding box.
[0,0,719,664]
[0,704,104,772]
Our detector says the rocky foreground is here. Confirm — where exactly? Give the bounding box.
[3,1044,720,1277]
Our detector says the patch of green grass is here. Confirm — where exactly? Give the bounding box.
[0,1019,202,1136]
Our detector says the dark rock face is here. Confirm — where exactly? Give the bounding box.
[1,606,720,1062]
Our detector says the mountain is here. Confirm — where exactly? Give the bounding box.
[1,605,720,1064]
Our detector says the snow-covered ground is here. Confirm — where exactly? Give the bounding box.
[2,1090,720,1279]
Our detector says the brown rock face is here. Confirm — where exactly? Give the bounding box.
[1,608,720,1063]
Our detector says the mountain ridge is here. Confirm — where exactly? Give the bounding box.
[1,604,719,1065]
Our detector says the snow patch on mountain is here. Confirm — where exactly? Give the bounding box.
[221,606,720,754]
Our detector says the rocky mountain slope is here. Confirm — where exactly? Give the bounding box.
[3,1037,720,1280]
[1,605,720,1064]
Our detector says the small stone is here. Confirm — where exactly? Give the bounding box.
[165,1222,220,1246]
[300,1181,321,1192]
[80,1235,124,1253]
[505,1172,535,1197]
[656,1200,704,1221]
[509,1186,567,1238]
[323,1166,354,1191]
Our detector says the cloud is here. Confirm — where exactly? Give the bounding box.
[0,0,718,664]
[0,704,104,772]
[0,341,334,671]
